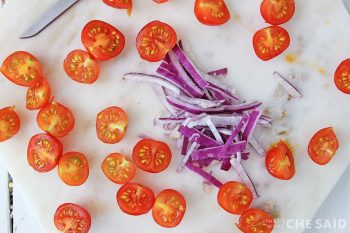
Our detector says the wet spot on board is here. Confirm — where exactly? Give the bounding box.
[285,54,296,64]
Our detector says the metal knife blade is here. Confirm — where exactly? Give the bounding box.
[342,0,350,15]
[20,0,80,39]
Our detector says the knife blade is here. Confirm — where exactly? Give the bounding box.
[342,0,350,15]
[20,0,80,39]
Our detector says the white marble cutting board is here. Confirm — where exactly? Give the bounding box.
[1,0,350,232]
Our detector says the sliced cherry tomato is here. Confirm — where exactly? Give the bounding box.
[103,0,132,16]
[58,152,89,186]
[217,181,253,215]
[26,79,51,110]
[260,0,295,25]
[54,203,91,233]
[132,138,172,173]
[253,26,290,61]
[36,100,75,138]
[0,106,20,142]
[236,208,275,233]
[308,127,339,165]
[63,50,100,84]
[101,153,136,184]
[116,182,155,216]
[136,20,177,62]
[153,0,168,3]
[334,59,350,94]
[194,0,230,26]
[96,106,127,144]
[152,189,186,228]
[81,20,125,61]
[1,51,42,87]
[265,140,295,180]
[27,133,63,172]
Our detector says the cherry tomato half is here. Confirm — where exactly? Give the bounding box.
[103,0,132,16]
[194,0,230,26]
[265,140,295,180]
[132,138,172,173]
[0,106,20,142]
[58,152,89,186]
[81,20,125,61]
[153,0,168,3]
[101,153,136,184]
[64,50,100,84]
[27,133,63,172]
[36,100,75,138]
[136,20,177,62]
[334,59,350,94]
[152,189,186,228]
[26,78,51,110]
[260,0,295,25]
[308,127,339,165]
[236,208,275,233]
[253,26,290,61]
[1,51,42,87]
[217,181,253,215]
[54,203,91,233]
[117,182,155,216]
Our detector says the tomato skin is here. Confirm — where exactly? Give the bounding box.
[334,59,350,94]
[153,0,168,3]
[1,51,42,87]
[260,0,295,25]
[101,153,136,184]
[26,79,51,110]
[103,0,132,15]
[58,152,89,186]
[236,208,275,233]
[81,20,125,61]
[194,0,230,26]
[132,138,172,173]
[0,106,20,142]
[54,203,91,233]
[308,127,339,165]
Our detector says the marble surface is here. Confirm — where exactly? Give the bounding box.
[0,0,350,232]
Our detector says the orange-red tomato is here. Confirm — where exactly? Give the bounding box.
[0,106,20,142]
[54,203,91,233]
[260,0,295,25]
[58,152,89,186]
[194,0,230,26]
[308,127,339,165]
[1,51,42,87]
[103,0,132,15]
[253,26,290,61]
[236,208,275,233]
[334,59,350,94]
[26,78,51,110]
[101,153,136,184]
[136,20,177,62]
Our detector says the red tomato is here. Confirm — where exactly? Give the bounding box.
[81,20,125,61]
[265,140,295,180]
[236,208,275,233]
[0,106,20,142]
[253,26,290,61]
[217,181,253,215]
[132,138,172,173]
[54,203,91,233]
[63,50,100,84]
[101,153,136,184]
[136,20,177,62]
[260,0,295,25]
[194,0,230,26]
[103,0,132,15]
[36,100,75,138]
[334,59,350,94]
[27,133,63,172]
[1,51,42,87]
[26,79,51,110]
[308,127,339,165]
[153,0,168,3]
[152,189,186,228]
[96,106,128,144]
[58,152,89,186]
[117,182,155,215]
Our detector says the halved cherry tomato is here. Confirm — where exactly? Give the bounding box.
[81,20,125,61]
[308,127,339,165]
[152,189,186,228]
[334,59,350,94]
[54,203,91,233]
[194,0,230,26]
[1,51,42,87]
[103,0,132,16]
[96,106,128,144]
[101,153,136,184]
[217,181,253,215]
[153,0,168,3]
[253,26,290,61]
[265,140,295,180]
[63,50,100,84]
[132,138,172,173]
[0,106,20,142]
[27,133,63,172]
[236,208,275,233]
[36,100,75,138]
[26,79,51,110]
[260,0,295,25]
[58,152,89,186]
[117,182,155,216]
[136,20,177,62]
